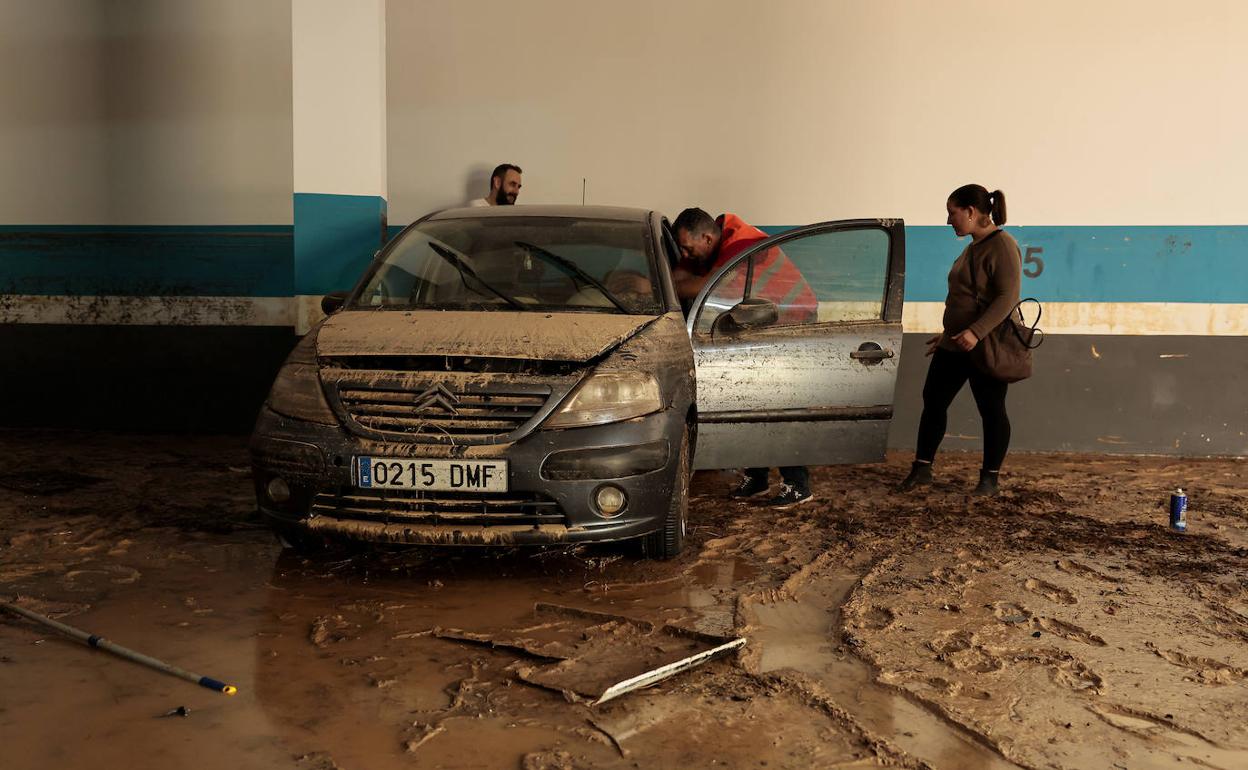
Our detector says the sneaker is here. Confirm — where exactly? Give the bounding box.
[898,461,934,491]
[972,469,1000,497]
[765,484,813,509]
[730,475,770,499]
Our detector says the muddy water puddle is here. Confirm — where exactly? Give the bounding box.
[246,547,758,768]
[746,571,1022,770]
[2,541,761,770]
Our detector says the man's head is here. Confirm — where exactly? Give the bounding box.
[489,163,523,205]
[672,207,721,265]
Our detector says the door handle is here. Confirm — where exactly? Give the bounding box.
[850,343,894,362]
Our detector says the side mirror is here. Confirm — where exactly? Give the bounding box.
[321,291,348,315]
[724,297,778,330]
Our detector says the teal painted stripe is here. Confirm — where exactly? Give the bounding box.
[5,220,1245,303]
[0,225,292,297]
[762,225,1248,304]
[294,193,387,295]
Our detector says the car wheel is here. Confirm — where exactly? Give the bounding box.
[643,428,689,560]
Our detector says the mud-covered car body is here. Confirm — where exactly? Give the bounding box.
[251,206,905,557]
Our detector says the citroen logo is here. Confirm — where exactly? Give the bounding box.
[412,384,460,415]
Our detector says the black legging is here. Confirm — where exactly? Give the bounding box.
[916,348,1011,471]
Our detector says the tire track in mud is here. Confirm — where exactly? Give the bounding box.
[1054,558,1119,584]
[1022,578,1077,605]
[736,554,1025,770]
[830,526,1248,768]
[1147,643,1248,684]
[1032,616,1106,647]
[1087,704,1248,769]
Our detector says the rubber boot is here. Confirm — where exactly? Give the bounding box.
[973,469,1000,497]
[898,461,933,491]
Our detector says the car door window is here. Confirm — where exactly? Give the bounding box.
[695,259,748,332]
[694,228,890,333]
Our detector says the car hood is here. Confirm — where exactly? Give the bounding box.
[316,310,660,363]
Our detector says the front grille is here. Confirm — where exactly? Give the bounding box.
[311,488,566,527]
[332,380,552,442]
[321,355,580,377]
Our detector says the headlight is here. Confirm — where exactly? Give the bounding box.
[545,371,662,429]
[266,333,337,424]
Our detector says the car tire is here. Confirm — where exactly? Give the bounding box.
[643,428,689,560]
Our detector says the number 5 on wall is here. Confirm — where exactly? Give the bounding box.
[1023,246,1045,278]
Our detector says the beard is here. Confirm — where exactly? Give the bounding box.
[494,187,516,205]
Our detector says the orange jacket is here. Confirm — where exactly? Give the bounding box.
[712,213,770,268]
[711,213,818,324]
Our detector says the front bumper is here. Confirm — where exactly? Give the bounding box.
[250,406,685,546]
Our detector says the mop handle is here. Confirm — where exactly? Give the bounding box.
[1,601,237,695]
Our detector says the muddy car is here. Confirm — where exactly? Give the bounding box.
[250,205,905,558]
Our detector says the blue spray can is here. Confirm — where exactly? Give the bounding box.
[1169,488,1188,532]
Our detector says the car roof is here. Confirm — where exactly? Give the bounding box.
[425,204,653,223]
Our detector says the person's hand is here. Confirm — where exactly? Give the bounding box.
[951,329,979,352]
[924,334,942,356]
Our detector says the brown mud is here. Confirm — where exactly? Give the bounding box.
[315,309,661,362]
[2,430,1247,769]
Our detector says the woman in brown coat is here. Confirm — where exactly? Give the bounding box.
[900,184,1022,496]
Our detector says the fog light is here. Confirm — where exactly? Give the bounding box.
[266,476,291,504]
[594,485,627,517]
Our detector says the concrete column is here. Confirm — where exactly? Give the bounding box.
[292,0,387,333]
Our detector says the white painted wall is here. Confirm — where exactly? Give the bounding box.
[386,0,1246,226]
[4,1,1240,227]
[293,0,387,197]
[0,0,292,225]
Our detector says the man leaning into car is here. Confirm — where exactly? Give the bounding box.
[671,207,818,509]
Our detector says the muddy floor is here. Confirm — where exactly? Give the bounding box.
[2,431,1247,770]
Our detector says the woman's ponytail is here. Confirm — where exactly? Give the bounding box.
[990,189,1007,225]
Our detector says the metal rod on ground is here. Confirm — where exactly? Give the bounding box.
[0,601,238,695]
[594,636,746,705]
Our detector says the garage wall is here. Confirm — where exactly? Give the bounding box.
[386,0,1248,456]
[2,1,1244,452]
[0,1,296,431]
[0,0,294,225]
[385,0,1243,226]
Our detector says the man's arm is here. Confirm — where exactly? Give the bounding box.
[672,263,711,301]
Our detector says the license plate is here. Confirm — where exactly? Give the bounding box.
[355,457,509,492]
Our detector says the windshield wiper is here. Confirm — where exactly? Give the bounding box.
[426,241,527,311]
[514,241,630,313]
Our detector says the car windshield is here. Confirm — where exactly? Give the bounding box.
[350,216,662,314]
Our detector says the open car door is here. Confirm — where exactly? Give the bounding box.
[688,219,905,470]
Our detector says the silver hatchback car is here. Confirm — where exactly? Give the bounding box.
[250,205,905,558]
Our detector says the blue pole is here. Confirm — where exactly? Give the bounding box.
[1,601,238,695]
